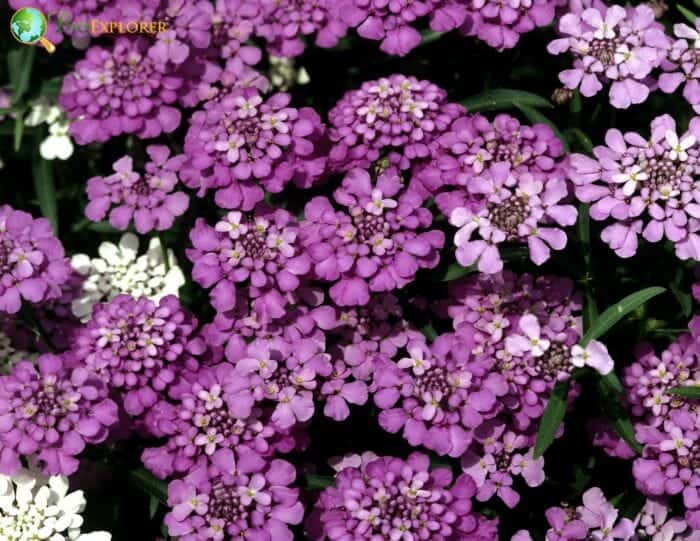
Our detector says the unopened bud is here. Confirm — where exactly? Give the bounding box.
[551,87,574,106]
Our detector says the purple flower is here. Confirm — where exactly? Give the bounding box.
[187,205,310,314]
[73,294,206,419]
[0,353,118,475]
[164,448,303,540]
[0,206,71,314]
[60,37,194,144]
[577,487,635,540]
[569,115,700,260]
[182,89,327,209]
[634,499,699,541]
[373,333,506,457]
[85,145,189,234]
[544,507,588,540]
[141,363,277,479]
[659,22,700,114]
[449,163,577,273]
[210,0,261,59]
[300,166,444,306]
[570,340,615,375]
[547,3,670,109]
[328,74,464,172]
[416,112,567,200]
[308,452,496,540]
[255,0,348,56]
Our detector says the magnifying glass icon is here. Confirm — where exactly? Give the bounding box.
[10,7,56,54]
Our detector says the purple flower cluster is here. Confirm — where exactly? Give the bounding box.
[85,145,189,234]
[570,115,700,260]
[73,294,205,419]
[308,452,497,540]
[187,205,310,315]
[301,166,444,306]
[182,89,327,209]
[327,74,464,172]
[60,37,195,144]
[659,21,700,114]
[0,353,118,475]
[548,3,670,109]
[0,205,71,314]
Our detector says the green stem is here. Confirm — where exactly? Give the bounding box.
[158,233,170,272]
[19,304,56,352]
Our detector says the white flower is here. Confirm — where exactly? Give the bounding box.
[24,101,62,127]
[611,165,647,197]
[71,233,185,321]
[570,340,614,375]
[665,130,695,162]
[505,314,550,357]
[0,469,111,541]
[40,120,74,160]
[269,56,310,91]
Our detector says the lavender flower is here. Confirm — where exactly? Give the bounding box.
[659,21,700,114]
[187,205,310,314]
[0,353,118,475]
[182,89,327,209]
[300,166,444,306]
[164,448,303,540]
[547,3,670,109]
[449,163,577,273]
[569,115,700,260]
[308,452,497,540]
[85,145,189,234]
[328,74,464,172]
[73,294,206,418]
[60,38,193,144]
[0,205,71,314]
[255,0,347,57]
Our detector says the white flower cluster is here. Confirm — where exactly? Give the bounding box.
[71,233,185,320]
[25,100,74,161]
[0,470,111,541]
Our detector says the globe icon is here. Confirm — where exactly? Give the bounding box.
[10,7,55,53]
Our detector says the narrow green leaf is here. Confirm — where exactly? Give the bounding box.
[584,291,599,331]
[441,263,475,281]
[600,371,624,394]
[668,385,700,399]
[678,4,698,23]
[567,128,594,155]
[597,378,643,453]
[695,0,700,10]
[581,287,666,346]
[129,468,168,502]
[515,104,569,152]
[13,116,24,152]
[420,30,444,46]
[149,495,160,519]
[421,323,438,341]
[534,380,570,458]
[32,158,58,234]
[305,474,333,490]
[7,47,36,104]
[461,89,552,112]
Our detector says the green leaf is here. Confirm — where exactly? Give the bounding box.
[7,47,36,104]
[13,116,24,152]
[441,263,476,281]
[149,495,160,519]
[129,468,168,503]
[32,158,58,235]
[668,385,700,399]
[600,371,624,394]
[534,380,570,458]
[581,287,666,346]
[461,89,552,112]
[515,104,569,152]
[420,30,444,46]
[567,128,594,155]
[596,378,643,453]
[421,323,438,341]
[305,474,333,490]
[678,4,698,23]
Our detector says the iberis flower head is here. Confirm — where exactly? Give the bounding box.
[141,363,277,480]
[255,0,347,57]
[164,448,303,540]
[71,233,185,321]
[300,166,444,306]
[182,89,327,209]
[60,37,195,144]
[373,333,506,457]
[547,3,670,109]
[85,145,189,234]
[0,354,118,476]
[659,21,700,114]
[417,113,566,204]
[73,294,206,419]
[308,452,497,540]
[327,74,464,171]
[0,469,112,541]
[0,205,71,315]
[449,162,577,273]
[570,114,700,260]
[187,205,310,315]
